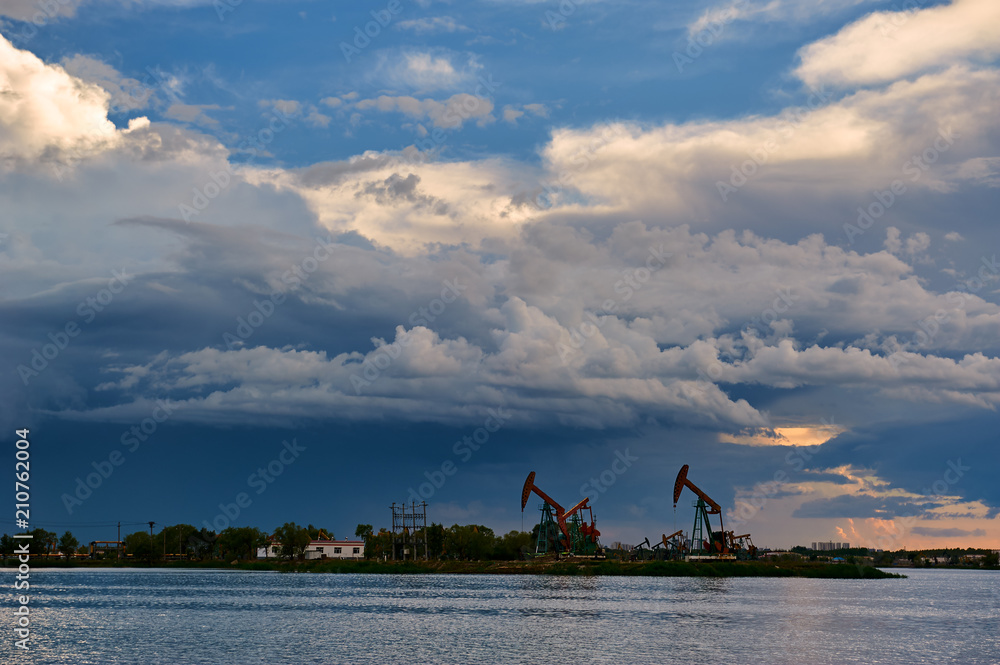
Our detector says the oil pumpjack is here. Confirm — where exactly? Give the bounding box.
[662,530,687,559]
[672,464,737,559]
[521,471,601,556]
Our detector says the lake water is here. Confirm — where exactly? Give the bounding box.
[2,568,997,664]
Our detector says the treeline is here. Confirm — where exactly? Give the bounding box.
[0,522,539,562]
[790,545,999,567]
[0,529,82,559]
[359,523,535,561]
[120,522,337,561]
[0,523,335,562]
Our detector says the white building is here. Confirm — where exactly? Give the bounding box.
[257,539,365,560]
[305,540,365,560]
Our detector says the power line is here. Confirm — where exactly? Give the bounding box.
[0,520,150,529]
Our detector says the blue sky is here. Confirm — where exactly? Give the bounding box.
[1,0,999,551]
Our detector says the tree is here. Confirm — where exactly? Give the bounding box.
[156,524,200,557]
[426,523,445,558]
[124,531,154,561]
[58,531,79,560]
[355,524,373,542]
[366,528,393,560]
[187,528,217,560]
[24,528,56,556]
[0,534,14,556]
[984,551,999,568]
[218,526,269,561]
[495,530,533,560]
[252,528,270,557]
[273,522,311,560]
[443,524,495,560]
[44,529,58,554]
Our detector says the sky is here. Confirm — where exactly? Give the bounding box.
[1,0,999,551]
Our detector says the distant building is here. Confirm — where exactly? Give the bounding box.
[762,551,803,560]
[89,541,123,557]
[811,541,849,551]
[257,539,365,560]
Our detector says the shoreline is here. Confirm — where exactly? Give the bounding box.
[2,558,905,578]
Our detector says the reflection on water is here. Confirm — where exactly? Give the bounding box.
[690,577,730,594]
[0,568,996,664]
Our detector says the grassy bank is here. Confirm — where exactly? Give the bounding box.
[5,557,904,578]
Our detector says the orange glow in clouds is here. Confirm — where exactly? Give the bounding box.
[720,424,846,447]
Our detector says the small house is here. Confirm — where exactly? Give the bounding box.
[257,539,365,559]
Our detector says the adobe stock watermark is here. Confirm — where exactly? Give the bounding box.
[557,244,672,363]
[107,65,183,117]
[202,439,307,533]
[179,106,297,223]
[6,0,75,46]
[579,449,639,504]
[730,440,972,557]
[532,123,625,212]
[717,88,832,202]
[728,416,852,531]
[350,278,467,394]
[340,0,405,62]
[543,0,583,30]
[924,459,970,496]
[213,0,248,21]
[673,0,750,73]
[861,457,971,555]
[874,0,929,36]
[406,75,502,158]
[740,288,798,337]
[407,408,512,503]
[16,267,133,385]
[222,235,339,350]
[692,287,798,393]
[887,253,998,370]
[61,399,179,514]
[728,417,833,528]
[843,126,957,244]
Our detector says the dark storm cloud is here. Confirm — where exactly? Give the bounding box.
[356,172,450,215]
[294,152,413,188]
[804,414,1000,511]
[791,494,937,519]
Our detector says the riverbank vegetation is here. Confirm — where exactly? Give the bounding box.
[3,524,993,577]
[3,555,904,578]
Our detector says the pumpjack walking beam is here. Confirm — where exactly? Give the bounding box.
[521,471,600,554]
[673,464,730,554]
[521,472,572,551]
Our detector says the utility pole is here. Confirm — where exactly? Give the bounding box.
[148,521,155,563]
[117,522,121,560]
